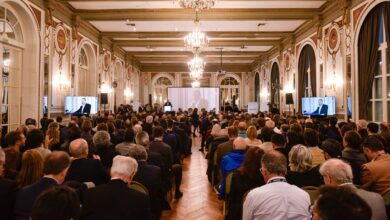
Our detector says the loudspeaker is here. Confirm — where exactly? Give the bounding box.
[100,93,108,105]
[149,94,152,106]
[286,93,294,104]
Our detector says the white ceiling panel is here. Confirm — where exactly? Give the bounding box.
[123,46,272,52]
[69,1,326,10]
[140,60,254,64]
[113,37,280,40]
[91,20,305,32]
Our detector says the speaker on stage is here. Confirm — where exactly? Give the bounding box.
[149,94,152,106]
[286,93,294,105]
[100,93,108,105]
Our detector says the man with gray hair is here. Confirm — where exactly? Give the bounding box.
[128,144,163,220]
[93,131,118,168]
[243,151,310,220]
[65,139,109,185]
[82,155,151,220]
[0,148,18,220]
[320,159,387,220]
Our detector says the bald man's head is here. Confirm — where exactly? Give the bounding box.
[69,138,89,158]
[233,137,247,150]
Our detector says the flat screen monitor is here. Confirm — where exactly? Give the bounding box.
[301,96,336,116]
[64,96,98,115]
[168,87,220,112]
[164,106,172,112]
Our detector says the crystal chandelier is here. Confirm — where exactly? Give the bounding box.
[191,80,200,88]
[178,0,216,11]
[188,54,205,77]
[190,70,203,79]
[184,21,209,51]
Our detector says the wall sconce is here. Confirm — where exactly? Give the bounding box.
[260,88,270,98]
[282,85,295,93]
[53,72,70,90]
[324,72,343,90]
[191,80,200,88]
[100,82,112,93]
[124,88,133,97]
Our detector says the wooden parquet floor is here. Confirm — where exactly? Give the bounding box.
[161,136,224,220]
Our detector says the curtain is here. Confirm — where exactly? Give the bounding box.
[383,2,390,45]
[298,45,316,113]
[308,47,317,97]
[358,5,381,119]
[270,63,279,106]
[255,73,260,102]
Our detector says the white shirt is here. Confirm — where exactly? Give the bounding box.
[243,176,311,220]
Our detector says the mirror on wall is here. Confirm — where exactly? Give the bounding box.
[43,56,49,117]
[346,56,352,118]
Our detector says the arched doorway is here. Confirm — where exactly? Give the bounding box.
[297,44,316,112]
[152,75,173,106]
[270,62,280,108]
[77,42,97,96]
[355,1,390,121]
[219,75,240,111]
[0,1,40,133]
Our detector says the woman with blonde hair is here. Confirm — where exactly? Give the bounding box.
[45,122,61,151]
[286,144,323,187]
[17,149,44,187]
[245,125,262,148]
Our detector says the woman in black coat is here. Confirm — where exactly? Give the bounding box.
[226,147,265,220]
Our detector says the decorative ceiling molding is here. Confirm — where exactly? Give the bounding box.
[74,8,321,21]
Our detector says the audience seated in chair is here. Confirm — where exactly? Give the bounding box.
[82,155,151,220]
[243,151,311,220]
[320,158,387,220]
[14,151,70,220]
[128,144,163,220]
[226,147,265,220]
[65,138,109,185]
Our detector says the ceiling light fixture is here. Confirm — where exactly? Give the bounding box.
[126,20,137,31]
[184,13,209,51]
[188,53,205,78]
[191,80,200,88]
[178,0,216,11]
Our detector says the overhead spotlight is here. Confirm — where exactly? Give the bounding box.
[126,19,136,31]
[257,23,266,31]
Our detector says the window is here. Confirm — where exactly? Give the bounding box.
[368,12,389,122]
[0,7,23,42]
[220,76,240,110]
[153,76,172,105]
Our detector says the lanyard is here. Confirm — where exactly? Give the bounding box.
[268,178,287,184]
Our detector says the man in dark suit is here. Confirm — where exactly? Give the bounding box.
[14,151,70,220]
[0,148,18,220]
[312,98,328,115]
[163,99,172,107]
[74,98,91,115]
[65,139,109,186]
[128,145,163,220]
[82,155,151,220]
[150,126,183,198]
